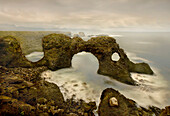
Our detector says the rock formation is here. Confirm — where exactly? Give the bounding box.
[0,34,169,116]
[0,66,96,116]
[40,34,153,85]
[98,88,161,116]
[0,34,153,85]
[0,36,33,67]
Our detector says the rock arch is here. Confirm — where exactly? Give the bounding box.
[0,34,154,85]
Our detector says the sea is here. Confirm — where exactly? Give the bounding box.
[26,32,170,109]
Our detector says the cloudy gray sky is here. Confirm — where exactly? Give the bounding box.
[0,0,170,32]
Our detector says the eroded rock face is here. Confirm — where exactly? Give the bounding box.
[41,34,153,84]
[0,66,96,116]
[0,36,33,67]
[0,34,153,85]
[98,88,161,116]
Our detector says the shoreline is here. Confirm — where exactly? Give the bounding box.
[0,66,169,115]
[0,33,169,115]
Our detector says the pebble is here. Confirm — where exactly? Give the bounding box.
[109,97,118,107]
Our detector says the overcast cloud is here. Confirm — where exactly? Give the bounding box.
[0,0,170,32]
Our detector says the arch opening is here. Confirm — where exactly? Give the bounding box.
[71,51,99,74]
[25,52,44,62]
[111,52,120,62]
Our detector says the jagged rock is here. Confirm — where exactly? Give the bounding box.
[0,95,36,116]
[0,36,33,67]
[160,106,170,116]
[98,88,161,116]
[0,34,154,85]
[82,101,97,112]
[0,66,97,116]
[0,66,65,115]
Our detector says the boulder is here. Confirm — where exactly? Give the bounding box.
[42,34,73,70]
[0,36,33,67]
[98,88,161,116]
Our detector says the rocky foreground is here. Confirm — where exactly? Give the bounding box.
[0,34,169,115]
[0,66,169,116]
[0,66,96,116]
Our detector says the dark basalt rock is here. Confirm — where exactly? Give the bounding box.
[98,88,161,116]
[0,34,154,85]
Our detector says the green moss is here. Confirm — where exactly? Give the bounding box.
[20,111,24,116]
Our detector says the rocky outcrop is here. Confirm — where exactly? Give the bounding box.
[41,34,153,85]
[160,106,170,116]
[0,34,153,85]
[0,66,168,116]
[98,88,162,116]
[0,66,96,116]
[0,36,33,67]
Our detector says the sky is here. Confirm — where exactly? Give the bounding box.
[0,0,170,32]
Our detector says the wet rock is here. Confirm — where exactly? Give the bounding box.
[128,62,154,75]
[109,97,118,107]
[0,65,99,116]
[0,36,33,67]
[0,34,153,85]
[160,106,170,116]
[40,34,153,85]
[42,34,73,70]
[0,66,65,115]
[36,81,65,107]
[0,95,36,116]
[83,101,97,112]
[98,88,160,116]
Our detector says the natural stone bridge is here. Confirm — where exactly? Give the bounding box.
[0,34,153,85]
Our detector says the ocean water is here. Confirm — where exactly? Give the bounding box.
[26,32,170,108]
